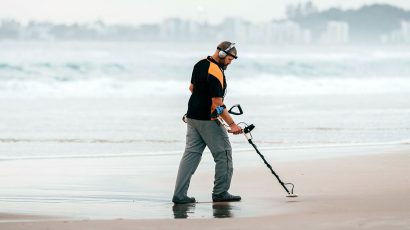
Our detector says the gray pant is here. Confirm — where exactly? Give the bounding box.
[173,118,233,199]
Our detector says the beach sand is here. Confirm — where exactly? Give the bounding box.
[1,148,409,230]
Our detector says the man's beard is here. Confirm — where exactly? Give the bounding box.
[218,60,228,70]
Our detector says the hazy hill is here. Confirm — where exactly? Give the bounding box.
[290,4,410,42]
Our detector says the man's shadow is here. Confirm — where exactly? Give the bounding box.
[172,203,195,219]
[212,202,234,218]
[172,202,235,219]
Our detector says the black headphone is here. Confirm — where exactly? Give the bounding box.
[217,42,238,59]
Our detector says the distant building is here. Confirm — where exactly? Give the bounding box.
[402,21,410,42]
[21,21,54,40]
[217,18,250,42]
[5,10,410,44]
[247,22,270,43]
[286,1,318,18]
[160,18,187,41]
[0,19,21,39]
[320,21,349,44]
[266,21,311,44]
[382,20,410,43]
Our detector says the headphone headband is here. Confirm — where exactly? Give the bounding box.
[217,42,238,59]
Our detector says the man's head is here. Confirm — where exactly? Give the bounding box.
[213,41,238,70]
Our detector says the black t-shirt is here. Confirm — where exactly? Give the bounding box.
[186,56,227,120]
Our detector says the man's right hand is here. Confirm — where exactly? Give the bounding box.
[228,123,243,135]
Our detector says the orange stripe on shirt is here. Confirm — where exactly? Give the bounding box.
[208,61,224,88]
[207,61,224,120]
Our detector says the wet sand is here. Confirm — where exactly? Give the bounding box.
[1,147,409,229]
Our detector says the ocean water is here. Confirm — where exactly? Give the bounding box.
[0,41,409,159]
[0,41,409,219]
[1,41,410,98]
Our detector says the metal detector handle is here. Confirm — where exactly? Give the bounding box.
[243,124,255,134]
[243,124,255,140]
[228,104,243,115]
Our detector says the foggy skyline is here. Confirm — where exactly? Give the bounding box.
[1,0,410,25]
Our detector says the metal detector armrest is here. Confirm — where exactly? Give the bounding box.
[228,104,243,115]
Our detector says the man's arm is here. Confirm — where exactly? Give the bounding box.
[189,83,194,93]
[212,97,243,135]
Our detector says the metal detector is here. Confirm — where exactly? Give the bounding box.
[225,104,298,198]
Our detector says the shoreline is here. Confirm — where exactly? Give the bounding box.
[1,146,409,229]
[0,140,408,161]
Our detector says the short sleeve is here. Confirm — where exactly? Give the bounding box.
[208,74,224,98]
[190,65,197,84]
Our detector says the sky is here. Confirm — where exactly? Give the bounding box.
[1,0,410,25]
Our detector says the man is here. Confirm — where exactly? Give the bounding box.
[172,41,243,204]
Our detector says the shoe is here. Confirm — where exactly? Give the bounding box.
[172,195,196,204]
[212,192,241,202]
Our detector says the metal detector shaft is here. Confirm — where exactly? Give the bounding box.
[247,139,292,195]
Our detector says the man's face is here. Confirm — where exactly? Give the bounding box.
[219,56,235,70]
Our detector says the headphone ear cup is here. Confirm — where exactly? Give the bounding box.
[218,50,226,59]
